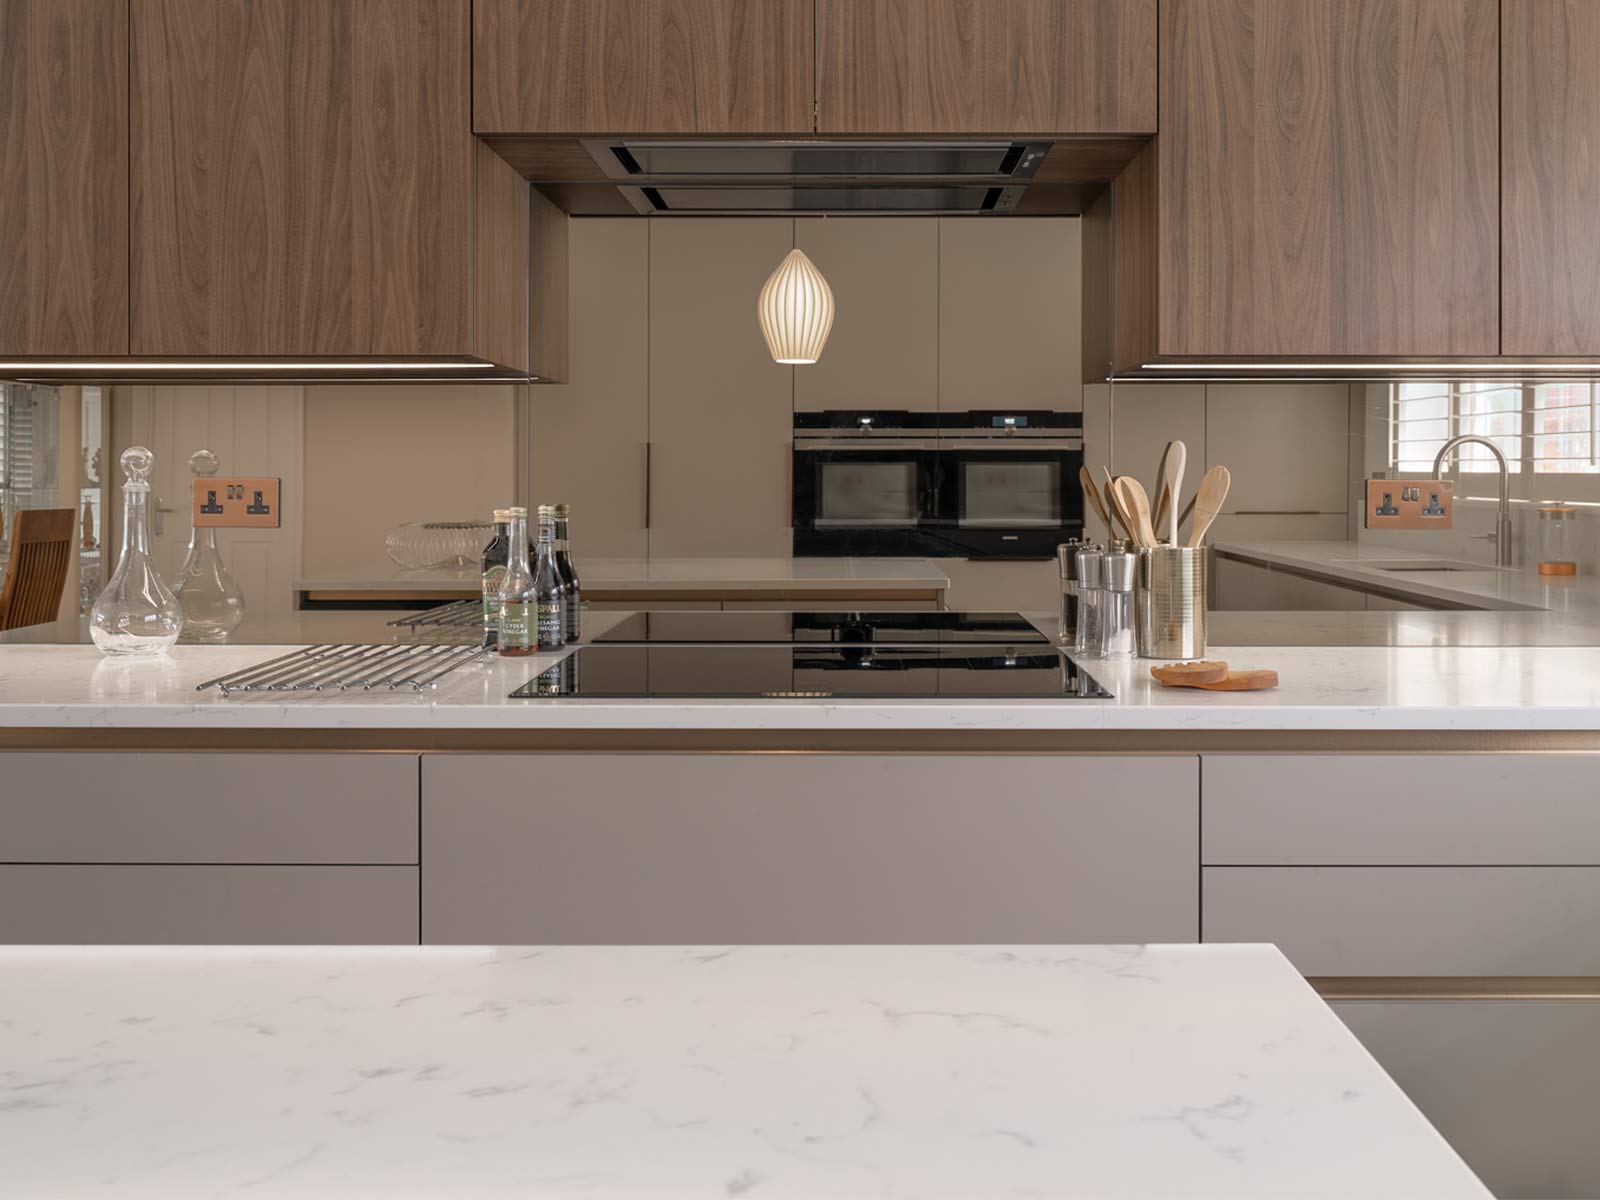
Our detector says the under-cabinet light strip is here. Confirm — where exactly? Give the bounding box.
[1143,362,1600,372]
[0,361,500,372]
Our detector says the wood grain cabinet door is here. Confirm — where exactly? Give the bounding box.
[130,0,475,357]
[1158,0,1499,358]
[816,0,1157,134]
[473,0,813,134]
[1502,1,1600,356]
[0,0,129,356]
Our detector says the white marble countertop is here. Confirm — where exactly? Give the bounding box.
[1212,539,1593,613]
[0,944,1486,1199]
[295,557,951,594]
[5,634,1600,729]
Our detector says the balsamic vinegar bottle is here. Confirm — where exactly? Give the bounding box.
[553,503,582,643]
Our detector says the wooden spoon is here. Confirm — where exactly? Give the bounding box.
[1115,476,1159,549]
[1185,465,1232,548]
[1100,466,1135,540]
[1151,660,1229,687]
[1163,441,1187,546]
[1079,465,1114,538]
[1151,442,1173,537]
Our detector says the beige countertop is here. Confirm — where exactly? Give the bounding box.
[1212,539,1585,614]
[294,557,951,595]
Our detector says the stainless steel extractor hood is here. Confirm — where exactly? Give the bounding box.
[579,139,1051,215]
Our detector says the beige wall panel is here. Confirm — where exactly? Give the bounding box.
[648,219,796,558]
[528,219,650,557]
[939,218,1081,412]
[1105,382,1206,508]
[301,384,516,575]
[1206,383,1351,514]
[794,218,938,412]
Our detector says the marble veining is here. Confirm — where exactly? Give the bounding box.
[0,944,1487,1199]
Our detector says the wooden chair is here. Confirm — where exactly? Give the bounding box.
[0,508,75,631]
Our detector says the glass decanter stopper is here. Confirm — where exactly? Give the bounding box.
[90,446,184,655]
[173,449,245,642]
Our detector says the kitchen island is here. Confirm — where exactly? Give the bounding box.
[293,556,950,609]
[1,623,1597,1197]
[0,943,1486,1199]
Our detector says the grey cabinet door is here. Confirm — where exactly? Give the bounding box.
[1204,866,1600,975]
[0,752,419,864]
[1203,754,1600,865]
[423,753,1198,944]
[1336,999,1600,1200]
[0,865,418,944]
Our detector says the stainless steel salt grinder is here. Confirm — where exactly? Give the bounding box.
[1056,539,1086,647]
[1073,546,1104,657]
[1099,549,1137,660]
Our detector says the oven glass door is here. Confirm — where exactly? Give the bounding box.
[934,446,1083,556]
[793,446,939,554]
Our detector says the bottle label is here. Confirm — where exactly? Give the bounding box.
[482,566,506,622]
[500,601,533,648]
[537,600,563,647]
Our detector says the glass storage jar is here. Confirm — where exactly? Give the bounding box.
[1538,505,1579,577]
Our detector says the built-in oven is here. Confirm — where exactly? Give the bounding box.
[932,411,1084,558]
[792,410,1082,559]
[792,411,941,556]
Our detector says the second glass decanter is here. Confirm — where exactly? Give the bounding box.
[90,446,183,655]
[174,449,246,641]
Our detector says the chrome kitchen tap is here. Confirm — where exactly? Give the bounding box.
[1432,434,1513,567]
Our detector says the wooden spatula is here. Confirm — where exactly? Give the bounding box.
[1079,465,1114,538]
[1151,661,1229,686]
[1100,466,1135,540]
[1152,442,1173,537]
[1185,465,1232,548]
[1163,441,1187,545]
[1115,476,1159,549]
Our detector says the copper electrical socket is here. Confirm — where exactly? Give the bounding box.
[192,477,282,529]
[1365,478,1453,530]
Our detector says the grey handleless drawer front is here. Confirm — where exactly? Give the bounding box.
[0,752,419,864]
[1204,866,1600,975]
[1202,754,1600,865]
[422,754,1199,945]
[0,865,419,944]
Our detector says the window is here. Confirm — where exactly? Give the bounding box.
[1391,382,1600,475]
[0,384,37,495]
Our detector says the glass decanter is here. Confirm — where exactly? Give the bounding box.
[90,446,183,655]
[173,449,245,641]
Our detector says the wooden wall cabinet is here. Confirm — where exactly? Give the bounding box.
[1502,0,1600,357]
[0,0,129,356]
[1087,0,1500,374]
[474,0,813,134]
[130,0,530,368]
[816,0,1156,134]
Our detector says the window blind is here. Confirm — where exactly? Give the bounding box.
[1391,382,1600,475]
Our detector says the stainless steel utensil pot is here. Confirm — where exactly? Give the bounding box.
[1136,546,1206,660]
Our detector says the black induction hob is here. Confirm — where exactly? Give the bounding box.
[509,644,1112,700]
[592,609,1050,646]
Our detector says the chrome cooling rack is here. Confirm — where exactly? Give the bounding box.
[387,600,482,629]
[196,643,490,697]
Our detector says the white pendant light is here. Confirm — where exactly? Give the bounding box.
[757,248,835,365]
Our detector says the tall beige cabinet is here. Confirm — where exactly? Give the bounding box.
[647,220,796,558]
[528,222,651,558]
[793,219,940,412]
